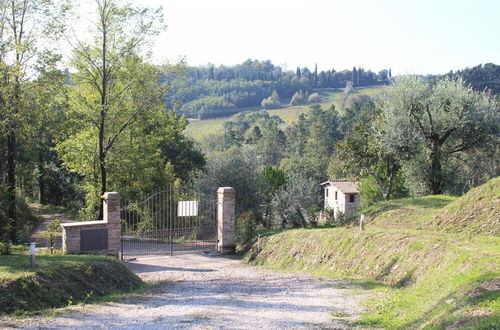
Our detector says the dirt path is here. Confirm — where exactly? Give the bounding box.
[5,253,367,329]
[29,205,76,247]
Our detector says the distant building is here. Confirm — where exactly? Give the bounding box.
[320,179,360,218]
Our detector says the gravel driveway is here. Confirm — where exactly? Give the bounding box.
[4,253,366,329]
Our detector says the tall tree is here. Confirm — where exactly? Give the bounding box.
[313,63,318,88]
[351,67,358,87]
[59,0,165,218]
[0,0,68,240]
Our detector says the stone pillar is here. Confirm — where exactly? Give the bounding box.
[217,187,236,254]
[103,192,121,257]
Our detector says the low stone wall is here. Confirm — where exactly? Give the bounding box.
[61,221,108,255]
[61,192,121,257]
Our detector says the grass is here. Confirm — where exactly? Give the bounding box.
[0,252,143,314]
[244,179,500,329]
[0,253,113,280]
[362,177,499,236]
[186,86,385,141]
[245,227,499,329]
[361,194,457,229]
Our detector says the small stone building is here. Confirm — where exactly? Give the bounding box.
[320,179,360,218]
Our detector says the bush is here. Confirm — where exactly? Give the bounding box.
[261,91,281,109]
[307,92,322,103]
[321,208,349,227]
[0,241,11,255]
[235,211,258,245]
[34,219,62,254]
[290,90,307,106]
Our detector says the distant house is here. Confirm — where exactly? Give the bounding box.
[320,179,360,218]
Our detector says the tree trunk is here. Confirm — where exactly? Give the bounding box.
[98,143,106,220]
[296,207,307,228]
[38,149,46,204]
[98,3,107,221]
[6,132,16,241]
[429,141,443,194]
[384,163,398,200]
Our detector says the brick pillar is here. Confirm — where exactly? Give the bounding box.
[217,187,236,254]
[104,192,121,257]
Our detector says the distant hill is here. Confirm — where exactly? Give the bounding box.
[186,86,384,141]
[167,59,390,119]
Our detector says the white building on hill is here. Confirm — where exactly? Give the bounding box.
[321,179,360,218]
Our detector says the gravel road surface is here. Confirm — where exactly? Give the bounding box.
[2,253,366,329]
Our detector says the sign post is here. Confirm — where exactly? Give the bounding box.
[30,242,36,268]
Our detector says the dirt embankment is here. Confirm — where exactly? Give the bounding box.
[0,259,142,313]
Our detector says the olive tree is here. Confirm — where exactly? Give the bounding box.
[381,76,498,194]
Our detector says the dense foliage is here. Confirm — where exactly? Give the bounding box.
[197,74,499,233]
[0,0,204,242]
[167,60,391,118]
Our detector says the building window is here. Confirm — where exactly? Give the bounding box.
[335,191,337,200]
[349,194,355,203]
[326,188,328,197]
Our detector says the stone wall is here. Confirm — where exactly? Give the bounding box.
[61,192,121,257]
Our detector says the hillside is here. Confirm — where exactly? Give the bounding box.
[431,177,500,235]
[186,86,384,141]
[363,177,500,236]
[245,179,500,328]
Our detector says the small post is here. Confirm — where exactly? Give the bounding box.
[360,214,365,231]
[29,242,36,268]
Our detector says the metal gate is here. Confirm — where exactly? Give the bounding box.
[120,186,217,260]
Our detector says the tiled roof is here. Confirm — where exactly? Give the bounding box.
[320,179,359,194]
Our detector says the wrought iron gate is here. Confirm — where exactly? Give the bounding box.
[120,186,217,260]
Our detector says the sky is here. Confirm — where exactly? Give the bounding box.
[82,0,500,75]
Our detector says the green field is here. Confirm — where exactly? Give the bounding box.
[186,86,385,142]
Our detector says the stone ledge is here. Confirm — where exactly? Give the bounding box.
[61,220,107,228]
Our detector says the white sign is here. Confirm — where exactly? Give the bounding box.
[178,201,198,217]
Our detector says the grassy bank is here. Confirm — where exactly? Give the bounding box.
[364,177,499,236]
[245,227,499,328]
[0,253,143,314]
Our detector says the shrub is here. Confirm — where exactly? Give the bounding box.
[290,90,307,105]
[308,92,322,103]
[34,219,62,254]
[261,91,281,109]
[0,241,11,255]
[235,211,258,245]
